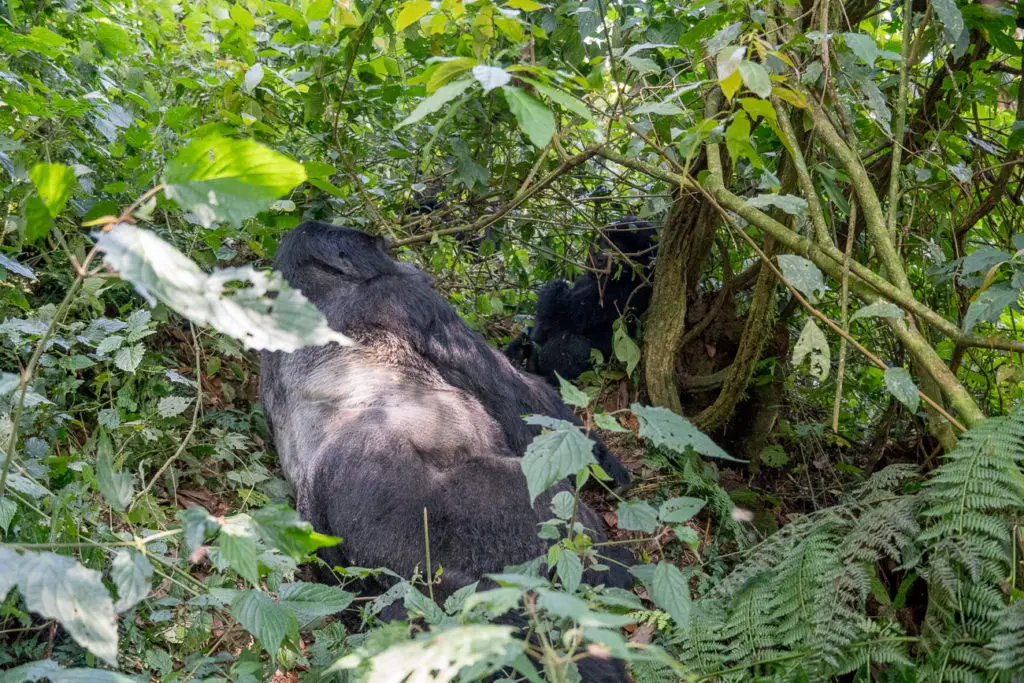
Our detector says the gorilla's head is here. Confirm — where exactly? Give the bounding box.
[599,216,657,264]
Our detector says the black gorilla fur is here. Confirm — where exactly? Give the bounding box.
[260,222,632,680]
[506,217,657,384]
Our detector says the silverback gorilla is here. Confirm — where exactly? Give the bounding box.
[505,217,657,384]
[260,224,633,663]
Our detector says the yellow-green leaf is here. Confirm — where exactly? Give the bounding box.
[505,0,544,10]
[395,0,432,32]
[29,163,76,217]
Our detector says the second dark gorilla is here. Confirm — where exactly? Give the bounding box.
[260,221,632,599]
[507,217,657,384]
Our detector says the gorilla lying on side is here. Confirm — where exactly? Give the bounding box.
[506,217,657,384]
[260,222,632,603]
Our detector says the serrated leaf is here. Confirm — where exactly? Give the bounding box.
[177,506,220,555]
[162,136,307,228]
[0,253,37,281]
[962,284,1021,333]
[612,323,641,375]
[111,549,153,612]
[397,77,474,129]
[616,500,658,533]
[231,589,298,659]
[850,300,904,322]
[521,426,597,503]
[219,529,261,585]
[113,344,144,373]
[96,335,124,355]
[505,0,543,9]
[472,65,511,93]
[443,581,479,615]
[760,443,789,468]
[777,254,825,302]
[13,550,119,665]
[404,587,447,623]
[631,404,744,462]
[29,163,76,217]
[351,626,519,681]
[396,0,432,31]
[650,561,691,629]
[593,411,629,433]
[158,396,193,418]
[843,32,879,64]
[747,193,808,216]
[98,408,121,430]
[96,429,132,511]
[793,318,830,381]
[739,60,771,98]
[502,86,555,149]
[557,374,590,408]
[933,0,964,43]
[277,581,354,623]
[251,504,341,561]
[659,497,706,524]
[95,223,351,352]
[555,550,582,594]
[24,195,53,244]
[0,497,16,534]
[884,367,920,414]
[550,490,576,520]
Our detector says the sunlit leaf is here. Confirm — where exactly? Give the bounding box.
[395,0,433,32]
[29,163,76,217]
[522,425,597,502]
[792,318,830,382]
[397,78,474,129]
[502,86,556,149]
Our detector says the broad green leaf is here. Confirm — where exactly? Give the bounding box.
[395,0,432,32]
[0,253,38,281]
[623,55,661,74]
[593,411,629,433]
[251,504,341,561]
[24,195,53,244]
[715,45,745,79]
[747,193,808,216]
[397,78,474,129]
[230,589,298,659]
[843,32,879,64]
[96,429,132,511]
[111,549,153,612]
[738,61,771,98]
[557,374,590,408]
[550,490,576,520]
[29,163,76,217]
[444,582,480,615]
[277,582,354,623]
[884,367,920,414]
[962,284,1021,333]
[519,77,593,122]
[219,528,261,585]
[472,65,511,93]
[759,444,790,468]
[617,500,659,533]
[631,101,685,116]
[243,63,264,94]
[0,660,137,683]
[521,426,597,502]
[157,395,193,417]
[631,404,744,462]
[0,497,16,534]
[555,550,582,594]
[725,112,762,168]
[502,86,556,149]
[162,136,307,228]
[777,254,825,303]
[404,587,448,623]
[10,550,119,665]
[659,497,706,524]
[850,300,904,322]
[113,344,145,373]
[505,0,544,10]
[177,506,220,554]
[230,2,255,30]
[650,561,692,629]
[0,547,18,601]
[95,223,351,352]
[933,0,964,44]
[792,318,830,382]
[613,323,641,375]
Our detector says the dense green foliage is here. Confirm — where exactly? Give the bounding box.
[1,0,1023,681]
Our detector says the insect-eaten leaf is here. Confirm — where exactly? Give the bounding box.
[777,255,825,303]
[631,404,744,462]
[792,318,830,382]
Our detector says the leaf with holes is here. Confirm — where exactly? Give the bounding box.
[111,549,153,612]
[850,300,904,322]
[158,396,193,418]
[884,367,920,414]
[95,223,351,352]
[162,136,306,228]
[521,426,597,503]
[777,255,825,303]
[659,497,706,524]
[230,589,298,660]
[792,318,830,382]
[631,404,744,462]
